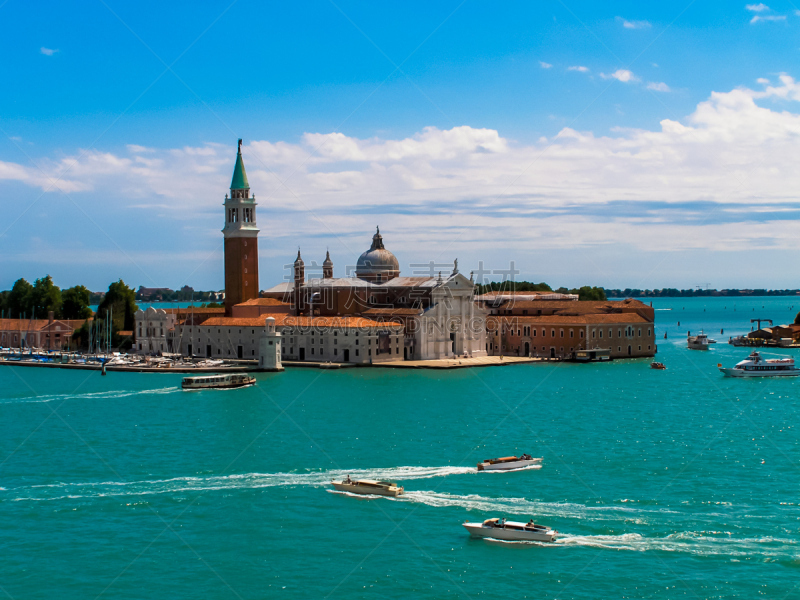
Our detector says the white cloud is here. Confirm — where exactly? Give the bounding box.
[745,3,770,11]
[8,75,800,259]
[567,66,589,72]
[127,144,155,153]
[616,17,651,29]
[757,77,770,84]
[539,61,552,69]
[646,82,671,92]
[601,69,638,83]
[750,14,786,22]
[40,47,59,56]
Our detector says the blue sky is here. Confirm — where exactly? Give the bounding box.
[1,1,800,291]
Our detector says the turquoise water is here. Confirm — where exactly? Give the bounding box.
[2,297,798,599]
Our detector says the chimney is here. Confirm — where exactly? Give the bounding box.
[48,311,54,324]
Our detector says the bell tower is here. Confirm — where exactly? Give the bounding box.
[223,139,260,315]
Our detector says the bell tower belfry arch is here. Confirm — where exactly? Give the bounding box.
[223,139,260,315]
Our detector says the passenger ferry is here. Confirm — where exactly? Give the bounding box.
[181,373,256,390]
[463,518,559,542]
[477,454,542,471]
[330,477,404,497]
[718,351,800,378]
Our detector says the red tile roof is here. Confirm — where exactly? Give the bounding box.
[198,315,402,330]
[237,298,292,307]
[487,313,651,326]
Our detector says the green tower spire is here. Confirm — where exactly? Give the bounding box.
[230,138,250,190]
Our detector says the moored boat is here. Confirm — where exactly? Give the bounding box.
[463,518,558,542]
[330,477,404,497]
[182,373,256,390]
[688,331,716,350]
[477,454,541,471]
[718,351,800,378]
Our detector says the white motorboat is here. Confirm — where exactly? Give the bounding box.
[688,331,717,350]
[463,518,558,542]
[719,351,800,378]
[477,454,542,471]
[330,478,404,497]
[182,373,256,390]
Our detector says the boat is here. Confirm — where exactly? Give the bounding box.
[477,454,542,471]
[718,351,800,378]
[330,477,404,497]
[650,362,666,370]
[573,348,612,362]
[463,518,559,542]
[181,373,256,390]
[687,331,716,350]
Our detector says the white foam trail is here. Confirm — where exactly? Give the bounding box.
[2,387,180,404]
[394,491,650,523]
[554,532,800,559]
[5,466,475,502]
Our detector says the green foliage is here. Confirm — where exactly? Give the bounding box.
[476,281,552,294]
[576,286,606,301]
[62,285,93,319]
[96,280,138,346]
[555,286,608,301]
[0,290,9,316]
[200,302,223,308]
[795,311,800,326]
[7,278,34,319]
[69,320,90,350]
[31,275,62,318]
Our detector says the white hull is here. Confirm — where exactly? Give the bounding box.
[463,522,557,542]
[719,367,800,378]
[477,459,542,471]
[330,482,403,497]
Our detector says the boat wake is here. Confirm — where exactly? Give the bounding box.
[394,491,653,523]
[2,387,181,404]
[482,532,799,560]
[3,466,475,502]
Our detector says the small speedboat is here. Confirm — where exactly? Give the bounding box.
[477,454,542,471]
[719,351,800,378]
[182,374,256,390]
[463,518,558,542]
[687,332,716,350]
[330,478,404,497]
[650,362,666,370]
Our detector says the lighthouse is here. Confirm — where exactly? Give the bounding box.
[223,139,260,315]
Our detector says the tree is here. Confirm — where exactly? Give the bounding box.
[0,290,9,317]
[795,311,800,326]
[7,278,33,319]
[62,285,93,319]
[96,280,138,346]
[31,275,62,318]
[576,286,607,301]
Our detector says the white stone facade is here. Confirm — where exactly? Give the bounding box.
[134,307,177,355]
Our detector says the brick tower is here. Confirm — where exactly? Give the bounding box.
[223,139,259,315]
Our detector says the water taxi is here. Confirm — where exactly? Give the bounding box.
[477,454,542,471]
[330,477,404,497]
[650,361,666,370]
[463,518,558,542]
[688,332,716,350]
[718,351,800,378]
[181,374,256,390]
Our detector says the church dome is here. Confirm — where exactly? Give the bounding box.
[356,227,399,282]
